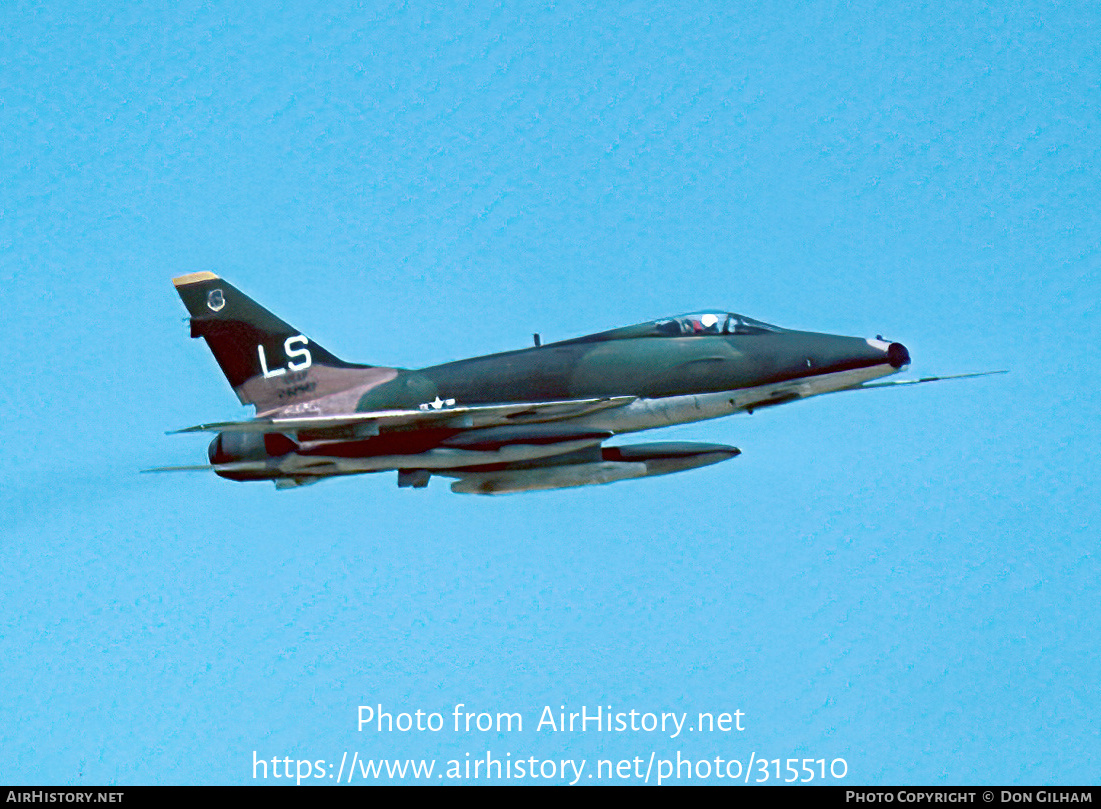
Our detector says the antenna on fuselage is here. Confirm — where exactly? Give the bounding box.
[533,333,541,347]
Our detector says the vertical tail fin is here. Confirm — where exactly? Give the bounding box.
[173,273,387,413]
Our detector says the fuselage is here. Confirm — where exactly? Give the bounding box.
[351,327,909,434]
[210,325,909,484]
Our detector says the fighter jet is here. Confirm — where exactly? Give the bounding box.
[148,272,1000,494]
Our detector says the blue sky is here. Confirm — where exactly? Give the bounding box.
[2,0,1097,785]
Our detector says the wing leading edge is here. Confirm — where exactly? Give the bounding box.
[169,396,637,438]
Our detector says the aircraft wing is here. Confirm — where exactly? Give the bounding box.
[170,395,636,439]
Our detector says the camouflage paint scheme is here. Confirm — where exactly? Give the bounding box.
[155,272,987,494]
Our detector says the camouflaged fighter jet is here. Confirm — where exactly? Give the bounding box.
[148,272,1001,494]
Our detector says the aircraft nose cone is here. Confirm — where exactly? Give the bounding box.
[888,342,910,369]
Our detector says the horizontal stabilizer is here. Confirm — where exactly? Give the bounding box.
[140,465,216,473]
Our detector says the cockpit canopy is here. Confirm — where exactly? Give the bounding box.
[653,312,784,337]
[561,311,787,344]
